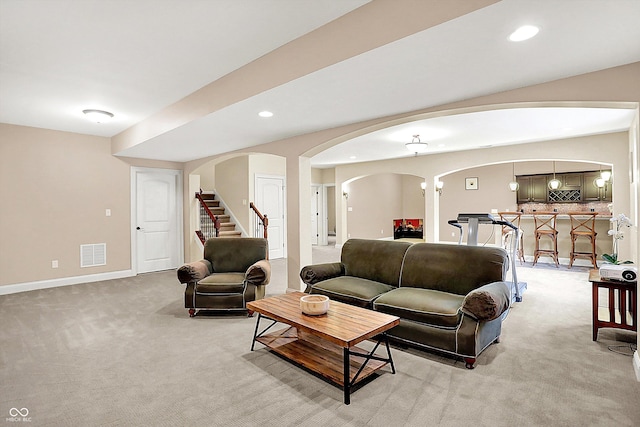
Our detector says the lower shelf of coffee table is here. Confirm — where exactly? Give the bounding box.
[255,326,388,387]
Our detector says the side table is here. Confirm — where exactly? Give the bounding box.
[588,270,637,341]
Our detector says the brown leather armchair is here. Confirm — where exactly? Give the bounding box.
[177,238,270,317]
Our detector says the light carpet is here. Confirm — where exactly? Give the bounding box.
[1,247,638,426]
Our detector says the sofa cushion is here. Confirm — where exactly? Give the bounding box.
[309,276,395,308]
[195,272,245,294]
[341,239,411,287]
[373,288,465,329]
[400,243,508,295]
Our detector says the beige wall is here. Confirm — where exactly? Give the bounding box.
[401,174,426,220]
[0,124,131,286]
[345,173,404,239]
[214,156,249,232]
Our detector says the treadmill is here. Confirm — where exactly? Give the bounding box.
[448,213,526,302]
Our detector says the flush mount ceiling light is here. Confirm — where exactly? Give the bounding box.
[258,111,274,118]
[82,109,114,123]
[509,25,539,42]
[405,134,428,155]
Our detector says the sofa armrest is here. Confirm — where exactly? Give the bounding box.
[245,259,271,286]
[461,281,510,321]
[177,259,213,284]
[300,262,345,285]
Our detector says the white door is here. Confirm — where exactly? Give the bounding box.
[133,169,182,273]
[256,175,285,259]
[311,185,319,245]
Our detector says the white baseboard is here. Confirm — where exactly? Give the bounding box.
[0,270,134,296]
[634,351,640,382]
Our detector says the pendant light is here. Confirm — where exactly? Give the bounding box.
[594,164,606,188]
[508,162,519,192]
[548,161,561,190]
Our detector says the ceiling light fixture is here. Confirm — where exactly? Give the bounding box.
[82,109,113,123]
[508,162,519,192]
[406,134,428,155]
[258,111,273,118]
[509,25,539,42]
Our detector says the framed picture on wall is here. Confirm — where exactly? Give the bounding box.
[465,177,478,190]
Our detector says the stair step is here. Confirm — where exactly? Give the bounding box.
[209,207,225,215]
[219,223,235,231]
[205,200,220,207]
[199,193,216,200]
[216,215,230,222]
[218,230,242,237]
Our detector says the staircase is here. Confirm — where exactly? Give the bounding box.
[197,193,241,241]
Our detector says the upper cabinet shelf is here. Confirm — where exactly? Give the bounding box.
[516,171,612,203]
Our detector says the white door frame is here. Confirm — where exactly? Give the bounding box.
[130,167,184,275]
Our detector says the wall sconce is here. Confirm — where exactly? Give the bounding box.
[342,191,349,200]
[435,181,444,196]
[600,170,612,181]
[420,182,426,196]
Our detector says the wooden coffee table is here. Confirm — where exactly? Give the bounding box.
[247,291,399,404]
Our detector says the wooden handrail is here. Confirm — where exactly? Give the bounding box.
[250,202,269,239]
[195,191,220,242]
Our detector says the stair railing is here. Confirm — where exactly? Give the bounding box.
[195,191,220,244]
[250,202,269,239]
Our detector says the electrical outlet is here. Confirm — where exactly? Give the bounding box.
[381,229,384,234]
[52,260,59,268]
[348,233,351,238]
[105,209,111,217]
[451,232,456,237]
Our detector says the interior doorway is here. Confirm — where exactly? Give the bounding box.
[131,167,183,274]
[255,174,285,259]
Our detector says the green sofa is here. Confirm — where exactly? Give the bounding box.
[300,239,510,368]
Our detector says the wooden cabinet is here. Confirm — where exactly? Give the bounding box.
[559,173,582,190]
[583,171,612,202]
[517,175,547,203]
[516,171,612,203]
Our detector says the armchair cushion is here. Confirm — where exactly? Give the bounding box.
[461,281,511,321]
[196,273,245,294]
[246,259,271,286]
[177,259,213,284]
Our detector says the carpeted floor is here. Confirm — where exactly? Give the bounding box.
[1,245,639,426]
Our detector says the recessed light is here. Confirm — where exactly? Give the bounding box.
[509,25,539,42]
[83,109,114,123]
[258,111,273,118]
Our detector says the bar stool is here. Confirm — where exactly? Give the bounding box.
[498,212,525,264]
[568,212,598,269]
[532,212,559,267]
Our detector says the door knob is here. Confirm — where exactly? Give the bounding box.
[136,227,143,230]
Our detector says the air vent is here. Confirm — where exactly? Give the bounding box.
[80,243,106,268]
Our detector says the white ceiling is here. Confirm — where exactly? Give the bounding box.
[1,0,639,167]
